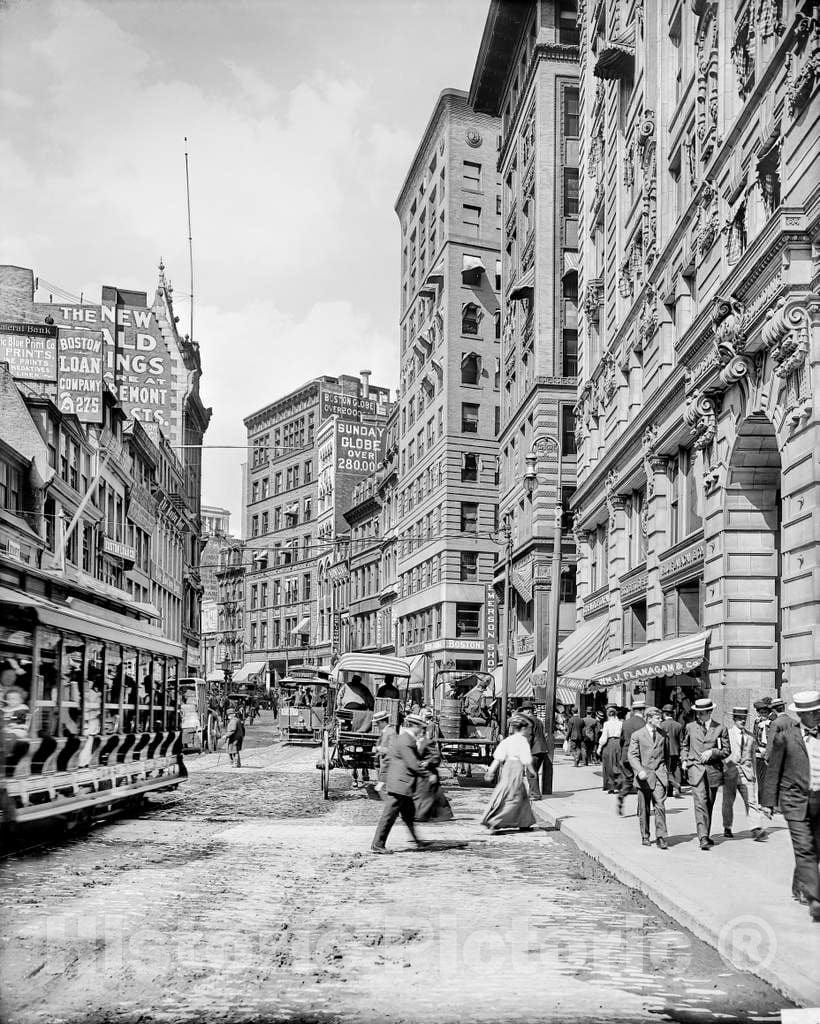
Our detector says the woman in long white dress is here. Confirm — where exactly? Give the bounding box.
[482,715,536,833]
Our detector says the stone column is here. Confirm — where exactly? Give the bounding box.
[607,494,629,654]
[645,454,669,643]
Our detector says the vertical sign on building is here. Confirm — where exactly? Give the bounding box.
[484,582,498,672]
[57,327,104,423]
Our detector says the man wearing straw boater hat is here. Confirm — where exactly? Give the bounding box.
[371,713,430,854]
[628,706,670,849]
[722,705,768,842]
[681,697,730,850]
[762,690,820,921]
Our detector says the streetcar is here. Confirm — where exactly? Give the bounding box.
[430,668,498,774]
[178,677,220,752]
[277,665,332,745]
[317,653,411,799]
[0,585,187,828]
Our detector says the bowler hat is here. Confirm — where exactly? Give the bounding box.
[753,697,772,711]
[770,698,785,712]
[661,703,674,714]
[372,710,390,724]
[792,690,820,714]
[693,698,714,713]
[644,706,661,717]
[731,706,748,718]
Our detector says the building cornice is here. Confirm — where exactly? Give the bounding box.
[394,89,470,215]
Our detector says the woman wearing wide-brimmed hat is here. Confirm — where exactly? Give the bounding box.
[481,714,536,833]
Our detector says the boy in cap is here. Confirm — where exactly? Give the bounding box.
[681,698,729,849]
[762,690,820,920]
[722,705,767,841]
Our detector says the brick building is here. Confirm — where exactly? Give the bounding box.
[242,373,391,678]
[469,1,582,699]
[568,0,820,712]
[392,89,502,689]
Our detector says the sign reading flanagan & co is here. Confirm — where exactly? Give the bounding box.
[0,321,58,381]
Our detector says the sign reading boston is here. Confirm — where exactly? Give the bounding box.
[0,322,57,381]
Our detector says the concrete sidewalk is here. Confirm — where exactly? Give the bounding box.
[531,756,820,1007]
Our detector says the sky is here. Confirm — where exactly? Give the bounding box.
[0,0,488,530]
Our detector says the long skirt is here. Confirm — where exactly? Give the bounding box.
[481,758,536,831]
[414,771,454,822]
[601,736,622,792]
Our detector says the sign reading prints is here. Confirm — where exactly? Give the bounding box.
[320,391,377,420]
[335,421,385,474]
[49,304,173,428]
[57,328,104,423]
[0,322,58,381]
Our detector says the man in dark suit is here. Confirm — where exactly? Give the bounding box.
[582,710,598,766]
[566,709,585,766]
[628,706,670,848]
[520,703,547,799]
[681,697,730,849]
[371,713,429,854]
[617,698,646,815]
[765,697,796,762]
[752,697,772,792]
[658,704,683,797]
[762,690,820,921]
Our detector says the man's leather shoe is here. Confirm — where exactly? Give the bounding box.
[705,836,715,847]
[793,890,809,905]
[809,900,820,922]
[700,838,711,851]
[414,839,433,849]
[723,828,733,838]
[657,837,668,850]
[641,838,651,846]
[752,828,769,842]
[370,846,391,855]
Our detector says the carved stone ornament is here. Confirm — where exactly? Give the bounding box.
[584,278,603,324]
[697,183,719,254]
[785,14,820,119]
[637,286,659,351]
[639,501,649,538]
[600,351,618,398]
[696,7,720,162]
[762,296,812,378]
[756,0,784,41]
[684,390,717,449]
[712,294,747,364]
[645,453,668,499]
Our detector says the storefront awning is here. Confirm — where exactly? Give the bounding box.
[290,616,311,636]
[512,653,534,698]
[206,670,224,683]
[532,616,610,681]
[556,684,581,706]
[408,654,426,687]
[509,267,535,301]
[233,661,267,682]
[564,630,710,690]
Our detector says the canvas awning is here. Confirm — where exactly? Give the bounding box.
[290,616,311,636]
[206,670,225,683]
[509,266,535,300]
[532,616,610,681]
[556,684,581,706]
[408,654,426,687]
[512,653,534,698]
[232,661,267,683]
[564,630,710,689]
[332,653,411,679]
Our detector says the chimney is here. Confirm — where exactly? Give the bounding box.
[360,370,371,399]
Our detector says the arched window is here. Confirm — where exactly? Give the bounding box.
[461,302,481,336]
[461,351,481,385]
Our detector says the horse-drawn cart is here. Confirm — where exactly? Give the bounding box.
[431,669,498,774]
[277,666,333,745]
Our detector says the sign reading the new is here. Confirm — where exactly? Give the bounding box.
[48,303,173,429]
[320,390,377,421]
[57,328,104,423]
[335,421,385,474]
[0,322,58,381]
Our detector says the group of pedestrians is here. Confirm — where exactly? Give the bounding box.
[600,690,820,924]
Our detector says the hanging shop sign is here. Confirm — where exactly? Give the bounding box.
[0,321,58,381]
[57,328,104,423]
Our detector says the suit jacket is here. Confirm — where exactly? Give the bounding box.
[567,714,584,743]
[526,717,548,756]
[384,730,424,796]
[628,725,669,788]
[726,723,756,783]
[582,715,598,742]
[681,718,729,787]
[762,725,813,820]
[620,713,645,765]
[765,712,795,762]
[657,717,683,756]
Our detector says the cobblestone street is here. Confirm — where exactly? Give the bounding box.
[0,723,793,1024]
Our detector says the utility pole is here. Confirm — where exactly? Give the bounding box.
[500,511,513,735]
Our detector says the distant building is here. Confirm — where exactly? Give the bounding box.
[200,505,237,679]
[470,1,581,697]
[242,373,391,677]
[392,88,502,689]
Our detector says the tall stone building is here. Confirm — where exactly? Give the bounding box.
[243,373,391,678]
[392,89,502,688]
[469,2,583,695]
[570,0,820,712]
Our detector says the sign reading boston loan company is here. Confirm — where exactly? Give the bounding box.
[0,322,58,381]
[57,328,104,423]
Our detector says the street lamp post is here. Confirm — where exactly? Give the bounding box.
[523,434,563,797]
[499,511,513,735]
[222,654,233,697]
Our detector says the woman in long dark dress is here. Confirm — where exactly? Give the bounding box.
[414,716,454,822]
[482,716,536,833]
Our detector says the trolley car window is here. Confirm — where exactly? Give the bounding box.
[104,643,123,734]
[166,658,178,730]
[60,635,85,736]
[0,627,33,740]
[85,640,104,736]
[121,647,138,732]
[151,657,166,731]
[34,629,60,736]
[138,653,152,731]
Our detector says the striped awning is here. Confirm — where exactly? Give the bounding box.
[532,616,611,680]
[233,661,267,683]
[566,630,710,689]
[512,654,535,698]
[332,653,411,679]
[509,266,535,300]
[408,654,426,687]
[556,685,581,706]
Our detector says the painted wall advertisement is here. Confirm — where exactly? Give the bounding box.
[334,421,385,474]
[57,328,104,423]
[484,582,498,672]
[44,303,174,428]
[320,390,377,420]
[0,322,58,380]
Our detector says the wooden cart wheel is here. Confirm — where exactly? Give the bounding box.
[321,730,330,799]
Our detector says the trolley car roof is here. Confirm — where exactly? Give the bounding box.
[332,653,411,678]
[0,585,184,658]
